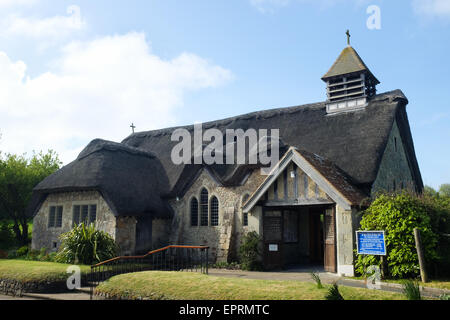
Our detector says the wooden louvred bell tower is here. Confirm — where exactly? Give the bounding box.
[322,30,380,114]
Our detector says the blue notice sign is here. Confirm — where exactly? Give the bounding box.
[356,231,386,256]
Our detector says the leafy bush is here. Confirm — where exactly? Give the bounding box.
[310,272,323,289]
[25,249,40,261]
[439,294,450,300]
[325,283,344,300]
[55,223,118,265]
[16,245,29,257]
[0,222,16,250]
[402,280,421,300]
[6,249,18,259]
[239,231,262,271]
[211,261,241,270]
[420,193,450,277]
[355,193,439,279]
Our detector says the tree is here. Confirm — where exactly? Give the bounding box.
[0,150,61,245]
[424,185,438,197]
[439,184,450,198]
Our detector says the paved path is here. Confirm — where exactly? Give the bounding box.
[0,288,91,301]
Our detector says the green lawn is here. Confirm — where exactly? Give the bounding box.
[0,259,90,283]
[351,276,450,291]
[95,271,406,300]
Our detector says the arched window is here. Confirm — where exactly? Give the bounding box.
[242,194,250,226]
[190,197,198,227]
[210,196,219,226]
[200,188,209,226]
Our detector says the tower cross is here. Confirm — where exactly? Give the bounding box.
[130,123,136,134]
[346,29,351,46]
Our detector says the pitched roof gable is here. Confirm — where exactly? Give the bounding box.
[242,148,368,213]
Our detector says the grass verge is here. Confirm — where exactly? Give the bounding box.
[0,259,90,283]
[351,275,450,291]
[95,271,406,300]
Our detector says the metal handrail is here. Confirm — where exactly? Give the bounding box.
[91,245,209,267]
[89,245,209,300]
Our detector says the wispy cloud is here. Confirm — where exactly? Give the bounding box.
[413,0,450,20]
[249,0,291,14]
[249,0,370,14]
[0,0,37,8]
[1,5,85,40]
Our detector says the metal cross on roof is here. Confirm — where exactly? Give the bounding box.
[346,29,351,46]
[130,123,136,134]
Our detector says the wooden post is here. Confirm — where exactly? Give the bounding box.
[414,228,429,283]
[380,255,386,279]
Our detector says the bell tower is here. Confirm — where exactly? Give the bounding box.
[322,30,380,114]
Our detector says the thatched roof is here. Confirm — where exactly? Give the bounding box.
[123,89,422,197]
[29,89,423,217]
[30,139,172,218]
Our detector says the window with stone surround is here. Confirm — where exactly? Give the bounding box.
[73,204,97,226]
[48,206,63,228]
[210,196,219,226]
[190,197,199,226]
[200,188,209,226]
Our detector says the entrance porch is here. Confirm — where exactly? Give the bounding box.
[262,204,337,273]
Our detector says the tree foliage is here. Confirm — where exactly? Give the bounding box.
[0,150,61,245]
[355,193,439,279]
[439,184,450,198]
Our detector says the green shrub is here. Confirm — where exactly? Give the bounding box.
[239,231,262,271]
[37,247,48,261]
[325,283,344,300]
[0,222,16,250]
[26,249,40,261]
[355,193,439,279]
[310,272,323,289]
[56,223,118,265]
[7,249,18,259]
[402,280,422,300]
[16,245,29,257]
[212,261,241,270]
[439,294,450,300]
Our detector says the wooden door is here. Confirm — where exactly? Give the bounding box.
[263,211,283,270]
[309,211,323,264]
[323,208,337,273]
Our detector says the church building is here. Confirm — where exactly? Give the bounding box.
[29,38,423,277]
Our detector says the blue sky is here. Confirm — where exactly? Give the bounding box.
[0,0,449,189]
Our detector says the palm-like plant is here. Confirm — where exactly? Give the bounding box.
[56,223,118,265]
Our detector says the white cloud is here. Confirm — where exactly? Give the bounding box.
[249,0,370,14]
[0,32,233,164]
[413,0,450,19]
[1,5,85,40]
[0,0,37,8]
[250,0,291,13]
